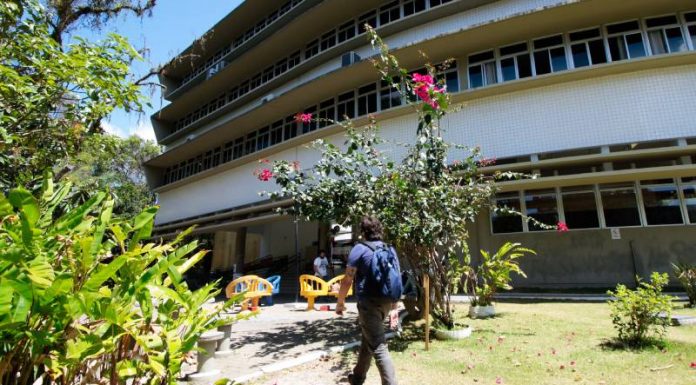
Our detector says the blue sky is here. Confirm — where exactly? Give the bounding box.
[84,1,244,140]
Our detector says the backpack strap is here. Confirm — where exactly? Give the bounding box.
[360,241,390,251]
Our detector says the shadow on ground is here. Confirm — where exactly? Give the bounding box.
[229,316,359,361]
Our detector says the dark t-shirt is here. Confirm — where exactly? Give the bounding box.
[347,241,400,300]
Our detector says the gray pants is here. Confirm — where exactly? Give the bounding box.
[352,298,398,385]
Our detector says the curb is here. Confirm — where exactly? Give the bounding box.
[228,312,407,384]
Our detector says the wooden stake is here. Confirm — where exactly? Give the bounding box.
[423,273,430,351]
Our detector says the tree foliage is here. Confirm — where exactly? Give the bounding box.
[263,27,534,328]
[0,0,148,189]
[0,176,239,385]
[64,134,160,217]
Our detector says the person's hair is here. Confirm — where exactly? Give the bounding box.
[319,249,326,254]
[360,216,383,241]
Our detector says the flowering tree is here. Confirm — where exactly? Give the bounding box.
[259,27,556,329]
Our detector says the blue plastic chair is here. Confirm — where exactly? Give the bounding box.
[262,275,281,306]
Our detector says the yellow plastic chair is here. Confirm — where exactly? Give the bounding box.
[225,275,273,311]
[299,274,328,310]
[326,275,353,298]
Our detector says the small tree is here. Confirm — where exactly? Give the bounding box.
[607,272,674,348]
[262,28,532,329]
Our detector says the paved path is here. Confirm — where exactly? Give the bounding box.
[198,302,361,382]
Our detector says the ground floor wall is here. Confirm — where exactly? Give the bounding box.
[469,209,696,288]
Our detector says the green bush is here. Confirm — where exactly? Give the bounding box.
[464,242,535,307]
[673,262,696,307]
[607,272,674,347]
[0,178,240,385]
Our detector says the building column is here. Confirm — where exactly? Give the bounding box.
[234,227,247,274]
[211,231,235,273]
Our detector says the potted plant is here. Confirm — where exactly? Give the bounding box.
[465,242,535,318]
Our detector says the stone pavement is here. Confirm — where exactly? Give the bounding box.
[192,301,361,383]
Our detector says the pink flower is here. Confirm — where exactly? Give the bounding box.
[412,73,434,85]
[294,112,313,123]
[257,168,273,182]
[557,221,569,233]
[479,157,497,167]
[495,377,503,384]
[690,362,696,368]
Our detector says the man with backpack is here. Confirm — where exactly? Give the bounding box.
[336,216,402,385]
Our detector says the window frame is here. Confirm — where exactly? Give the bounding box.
[643,14,688,55]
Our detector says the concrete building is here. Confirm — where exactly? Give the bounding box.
[146,0,696,290]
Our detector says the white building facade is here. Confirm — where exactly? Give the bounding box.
[147,0,696,289]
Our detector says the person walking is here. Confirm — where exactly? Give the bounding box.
[314,250,330,280]
[336,216,402,385]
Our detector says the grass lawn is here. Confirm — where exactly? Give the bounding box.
[250,302,696,385]
[387,302,696,385]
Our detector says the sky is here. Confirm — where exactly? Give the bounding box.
[82,1,244,141]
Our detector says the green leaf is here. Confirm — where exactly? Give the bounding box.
[83,255,127,291]
[8,189,39,226]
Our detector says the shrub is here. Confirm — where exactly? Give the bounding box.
[0,178,240,385]
[673,262,696,307]
[607,272,674,347]
[464,242,534,307]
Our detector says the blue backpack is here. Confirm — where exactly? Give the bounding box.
[361,241,403,301]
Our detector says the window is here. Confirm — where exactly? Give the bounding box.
[492,192,523,233]
[682,177,696,223]
[262,66,274,83]
[499,42,532,81]
[380,78,402,110]
[358,11,377,34]
[525,189,559,231]
[244,132,257,155]
[223,142,234,163]
[270,120,283,145]
[645,15,687,55]
[533,35,568,75]
[275,58,288,77]
[232,138,244,159]
[288,51,301,69]
[336,91,355,121]
[283,116,297,140]
[318,98,335,128]
[468,51,497,88]
[305,39,319,59]
[212,147,221,168]
[606,20,646,61]
[600,183,641,227]
[251,74,262,89]
[358,83,378,116]
[404,0,426,16]
[239,81,250,95]
[429,0,453,7]
[686,12,696,49]
[257,127,270,150]
[562,186,599,229]
[437,63,459,92]
[379,1,401,26]
[640,179,683,225]
[320,30,336,51]
[338,21,356,43]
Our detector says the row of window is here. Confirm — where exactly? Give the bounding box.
[171,0,456,135]
[162,64,460,186]
[468,12,696,88]
[492,178,696,234]
[179,0,305,87]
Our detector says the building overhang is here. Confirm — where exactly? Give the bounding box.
[149,0,695,157]
[146,50,696,191]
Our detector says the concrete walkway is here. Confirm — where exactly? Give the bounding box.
[192,302,361,383]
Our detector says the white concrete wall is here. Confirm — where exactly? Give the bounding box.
[155,65,696,224]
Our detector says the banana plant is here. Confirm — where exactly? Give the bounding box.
[0,176,242,385]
